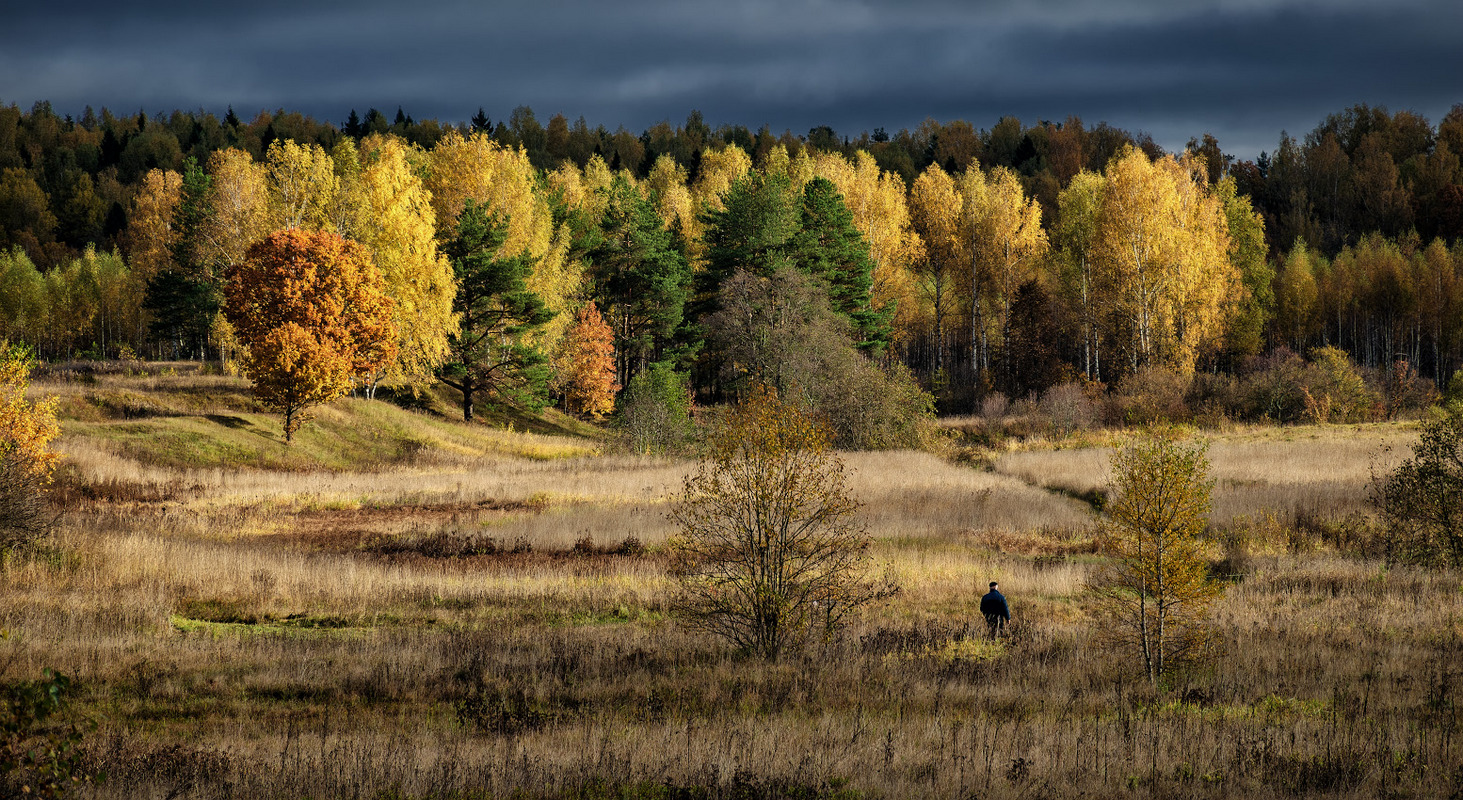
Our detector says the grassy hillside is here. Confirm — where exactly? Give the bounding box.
[36,362,602,471]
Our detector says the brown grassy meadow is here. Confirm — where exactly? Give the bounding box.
[3,367,1461,799]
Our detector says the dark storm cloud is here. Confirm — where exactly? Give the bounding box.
[2,0,1460,158]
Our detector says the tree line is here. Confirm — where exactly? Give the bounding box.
[1,99,1462,427]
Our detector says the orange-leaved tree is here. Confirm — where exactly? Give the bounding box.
[560,301,618,419]
[0,341,60,550]
[224,230,397,442]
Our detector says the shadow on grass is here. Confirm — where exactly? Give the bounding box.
[204,414,254,430]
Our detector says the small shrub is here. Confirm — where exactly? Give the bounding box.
[979,392,1009,420]
[1238,348,1309,421]
[1040,381,1097,436]
[0,342,60,552]
[668,387,896,659]
[1379,358,1439,418]
[1,669,102,798]
[618,361,695,455]
[1306,346,1379,422]
[1374,408,1463,567]
[1108,367,1191,425]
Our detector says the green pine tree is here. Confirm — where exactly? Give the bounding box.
[589,176,692,385]
[436,200,556,421]
[791,177,892,353]
[145,156,217,358]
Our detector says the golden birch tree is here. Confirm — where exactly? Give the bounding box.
[265,140,337,231]
[961,164,1049,385]
[1274,239,1322,352]
[646,154,696,248]
[424,131,553,258]
[1094,147,1235,375]
[327,138,367,238]
[908,165,966,375]
[1056,170,1107,380]
[124,168,182,285]
[692,144,752,214]
[354,135,457,387]
[198,148,271,275]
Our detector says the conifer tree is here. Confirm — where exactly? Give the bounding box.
[145,157,218,358]
[791,177,891,352]
[589,176,691,384]
[436,200,555,421]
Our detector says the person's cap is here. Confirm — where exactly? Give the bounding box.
[989,581,998,588]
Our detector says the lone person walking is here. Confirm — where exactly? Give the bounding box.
[981,581,1010,638]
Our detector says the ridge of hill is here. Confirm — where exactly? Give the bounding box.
[35,361,602,472]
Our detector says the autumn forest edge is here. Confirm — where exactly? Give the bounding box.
[3,99,1463,428]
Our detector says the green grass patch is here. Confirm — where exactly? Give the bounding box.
[61,393,600,471]
[170,614,372,640]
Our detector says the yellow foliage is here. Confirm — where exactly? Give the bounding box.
[960,164,1049,372]
[1055,170,1108,379]
[646,155,698,263]
[327,139,367,237]
[125,168,182,284]
[1094,147,1236,375]
[265,140,338,232]
[692,144,751,214]
[582,155,617,209]
[907,165,967,360]
[1091,435,1222,681]
[525,224,582,354]
[353,135,457,384]
[423,131,553,260]
[0,342,60,486]
[199,148,272,275]
[545,161,587,213]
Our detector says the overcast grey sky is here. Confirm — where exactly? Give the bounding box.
[2,0,1460,159]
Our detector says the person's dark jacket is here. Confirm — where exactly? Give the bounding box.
[980,589,1009,622]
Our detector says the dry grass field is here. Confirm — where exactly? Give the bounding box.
[3,368,1460,798]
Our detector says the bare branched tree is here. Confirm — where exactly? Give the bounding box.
[667,386,895,659]
[0,450,48,552]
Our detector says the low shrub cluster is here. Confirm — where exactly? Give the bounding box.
[960,346,1441,444]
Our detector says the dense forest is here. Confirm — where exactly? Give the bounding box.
[1,99,1461,428]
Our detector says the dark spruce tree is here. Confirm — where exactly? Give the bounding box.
[145,157,218,358]
[791,177,892,353]
[698,171,801,311]
[436,200,556,421]
[701,174,889,353]
[588,175,692,385]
